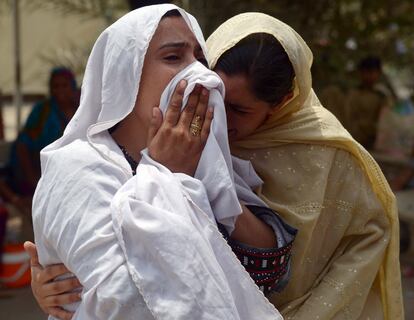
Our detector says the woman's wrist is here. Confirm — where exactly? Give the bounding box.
[230,205,277,248]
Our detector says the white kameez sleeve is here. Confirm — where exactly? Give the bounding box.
[33,162,155,320]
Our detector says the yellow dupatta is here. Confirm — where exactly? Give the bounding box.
[207,13,403,320]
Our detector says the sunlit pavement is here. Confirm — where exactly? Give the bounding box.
[1,272,413,320]
[0,286,44,320]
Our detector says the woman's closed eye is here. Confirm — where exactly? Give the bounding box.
[164,54,181,62]
[228,103,249,115]
[163,54,207,67]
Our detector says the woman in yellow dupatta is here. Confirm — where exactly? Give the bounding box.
[207,13,403,320]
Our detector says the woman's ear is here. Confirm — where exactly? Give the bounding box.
[267,91,294,117]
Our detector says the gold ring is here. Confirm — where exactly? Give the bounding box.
[190,115,202,136]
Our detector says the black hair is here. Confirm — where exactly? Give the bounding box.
[215,33,295,106]
[128,0,171,10]
[358,56,382,71]
[162,9,181,19]
[49,66,77,92]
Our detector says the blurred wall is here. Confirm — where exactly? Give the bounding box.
[0,2,106,95]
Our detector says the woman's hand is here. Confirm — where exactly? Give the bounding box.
[147,80,213,176]
[24,241,82,320]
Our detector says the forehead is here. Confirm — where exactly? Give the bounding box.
[149,16,199,49]
[218,72,254,100]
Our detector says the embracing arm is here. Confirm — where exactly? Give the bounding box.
[230,205,277,248]
[24,242,81,320]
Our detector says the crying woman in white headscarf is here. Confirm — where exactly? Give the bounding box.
[26,4,295,320]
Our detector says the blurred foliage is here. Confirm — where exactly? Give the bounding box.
[2,0,412,91]
[25,0,128,24]
[176,0,414,91]
[37,41,95,80]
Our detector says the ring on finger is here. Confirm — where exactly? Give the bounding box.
[190,115,202,136]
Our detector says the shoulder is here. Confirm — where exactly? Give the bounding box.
[275,144,367,188]
[33,139,127,227]
[29,100,51,116]
[38,139,127,199]
[32,100,48,110]
[24,100,49,123]
[46,140,118,170]
[48,139,102,166]
[318,146,365,179]
[326,147,385,207]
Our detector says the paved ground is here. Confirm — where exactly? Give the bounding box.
[0,286,44,320]
[1,267,414,320]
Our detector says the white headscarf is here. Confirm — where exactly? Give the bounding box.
[39,4,264,232]
[41,4,206,175]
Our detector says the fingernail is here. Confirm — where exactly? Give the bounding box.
[202,88,208,96]
[180,80,187,88]
[152,108,157,117]
[208,107,214,113]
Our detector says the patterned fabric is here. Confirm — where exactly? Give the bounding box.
[230,240,292,295]
[8,98,69,195]
[220,205,296,295]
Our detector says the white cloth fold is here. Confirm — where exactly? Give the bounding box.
[109,63,281,319]
[158,61,245,232]
[112,151,282,319]
[231,156,268,207]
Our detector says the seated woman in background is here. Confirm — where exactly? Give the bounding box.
[8,67,78,197]
[2,67,78,241]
